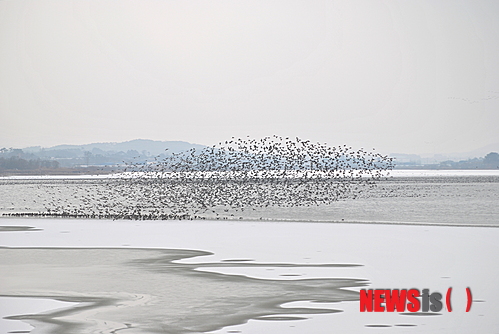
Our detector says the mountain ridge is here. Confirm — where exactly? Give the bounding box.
[22,139,206,156]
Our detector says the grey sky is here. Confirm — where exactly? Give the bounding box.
[1,0,498,155]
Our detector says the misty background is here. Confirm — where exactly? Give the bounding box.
[0,139,498,172]
[1,0,499,158]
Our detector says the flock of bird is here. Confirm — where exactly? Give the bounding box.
[7,136,395,220]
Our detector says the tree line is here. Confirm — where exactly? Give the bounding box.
[0,156,59,170]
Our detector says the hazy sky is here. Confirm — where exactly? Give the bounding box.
[1,0,498,155]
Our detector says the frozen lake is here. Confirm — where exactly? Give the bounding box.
[1,171,498,333]
[1,218,499,333]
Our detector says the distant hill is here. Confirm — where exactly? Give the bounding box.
[415,142,499,163]
[390,142,499,167]
[4,139,207,167]
[465,142,499,160]
[4,139,498,170]
[24,139,205,156]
